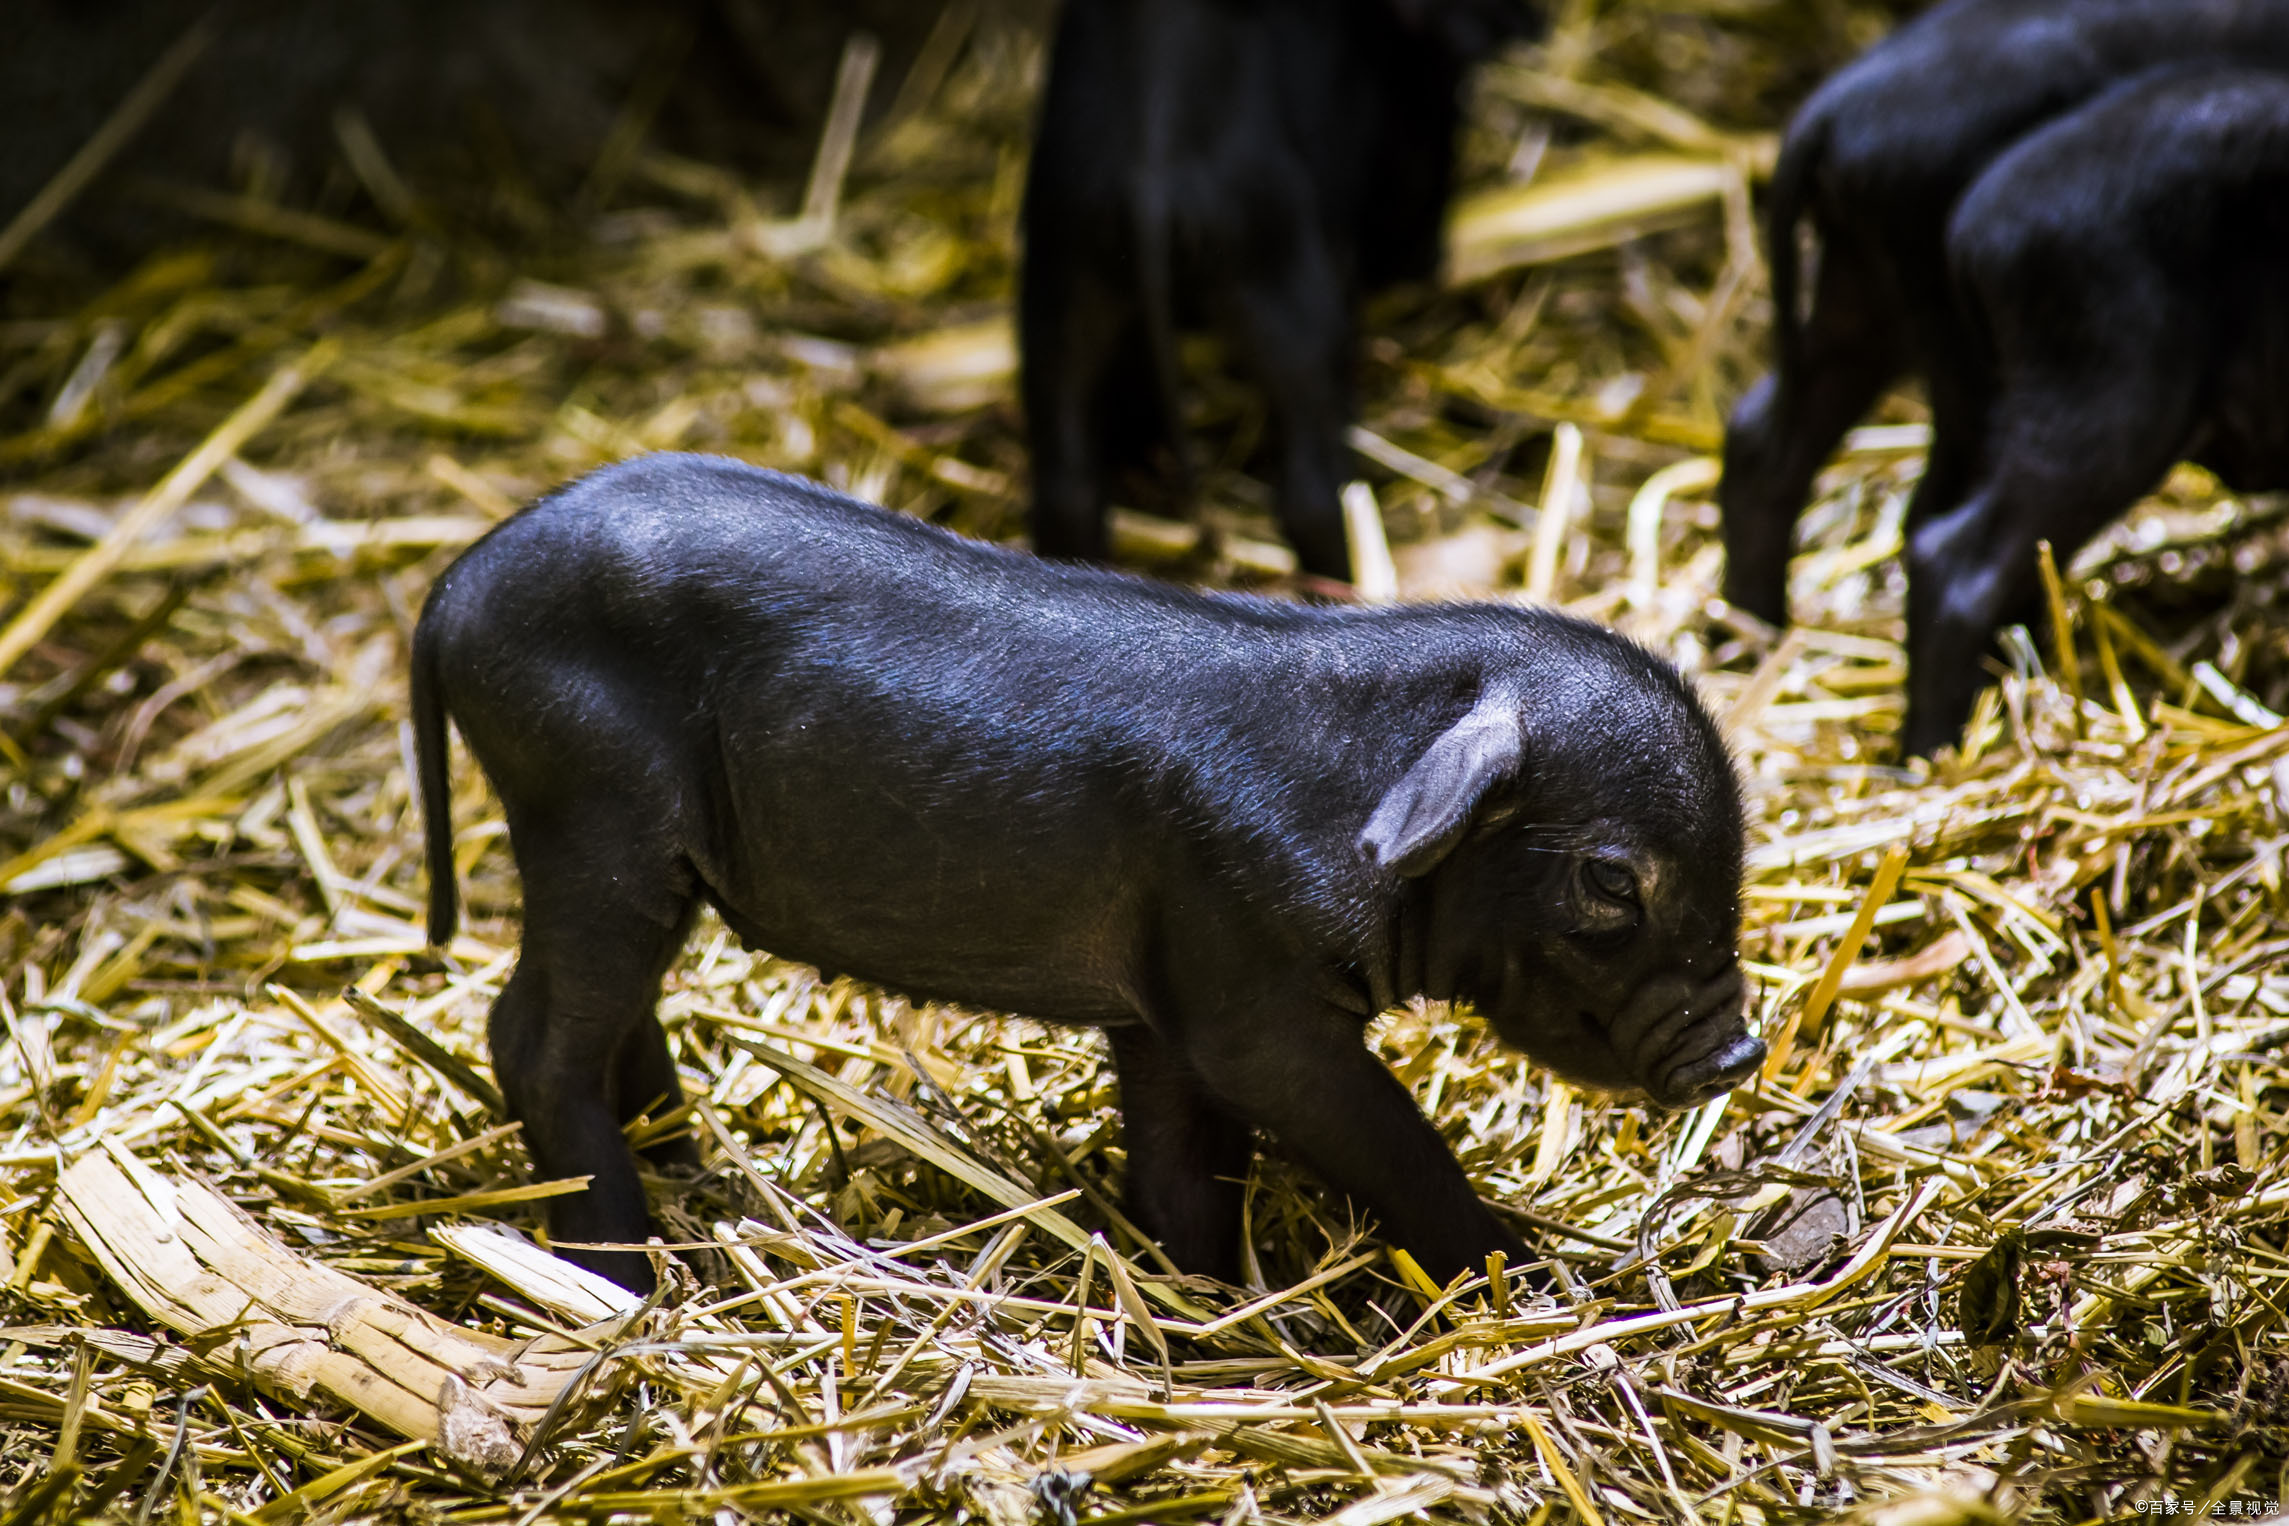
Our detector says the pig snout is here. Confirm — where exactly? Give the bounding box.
[1661,1030,1767,1109]
[1616,965,1761,1109]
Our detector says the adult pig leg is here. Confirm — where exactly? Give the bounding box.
[1721,230,1905,625]
[491,812,698,1292]
[1107,1022,1255,1283]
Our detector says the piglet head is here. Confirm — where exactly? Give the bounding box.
[1360,654,1759,1109]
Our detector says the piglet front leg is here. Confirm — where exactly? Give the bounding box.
[1107,1023,1256,1282]
[1170,982,1527,1285]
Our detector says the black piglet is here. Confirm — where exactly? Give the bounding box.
[1020,0,1542,583]
[413,454,1759,1292]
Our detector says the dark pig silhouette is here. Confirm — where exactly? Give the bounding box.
[1892,66,2289,753]
[1020,0,1542,583]
[0,0,936,266]
[412,454,1758,1292]
[1718,0,2289,738]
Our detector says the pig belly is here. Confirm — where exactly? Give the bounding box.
[694,751,1159,1026]
[703,894,1149,1028]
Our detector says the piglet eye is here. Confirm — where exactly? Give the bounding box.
[1570,859,1640,941]
[1582,859,1638,905]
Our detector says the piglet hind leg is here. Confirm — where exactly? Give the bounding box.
[1901,379,2190,759]
[490,823,699,1293]
[1106,1023,1255,1283]
[1173,986,1527,1285]
[615,999,701,1175]
[1225,237,1356,583]
[1721,233,1906,626]
[1022,252,1137,565]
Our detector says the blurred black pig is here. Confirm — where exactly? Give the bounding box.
[1021,0,1543,583]
[1718,0,2289,735]
[413,454,1758,1293]
[0,0,934,273]
[1889,65,2289,754]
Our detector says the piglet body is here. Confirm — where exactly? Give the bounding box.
[414,454,1756,1291]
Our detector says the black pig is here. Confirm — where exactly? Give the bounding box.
[1894,65,2289,754]
[1020,0,1542,583]
[0,0,934,269]
[412,454,1759,1293]
[1720,0,2289,660]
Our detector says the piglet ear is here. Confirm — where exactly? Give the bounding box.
[1358,697,1524,877]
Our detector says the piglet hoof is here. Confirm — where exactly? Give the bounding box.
[1290,572,1360,604]
[644,1154,708,1184]
[566,1244,660,1297]
[1711,600,1782,646]
[645,1242,707,1301]
[674,1240,738,1293]
[1895,715,1958,765]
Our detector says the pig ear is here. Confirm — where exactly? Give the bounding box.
[1358,700,1524,877]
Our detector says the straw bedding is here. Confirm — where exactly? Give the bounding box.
[2,2,2286,1520]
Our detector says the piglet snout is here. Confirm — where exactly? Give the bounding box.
[1664,1032,1767,1108]
[1632,966,1760,1108]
